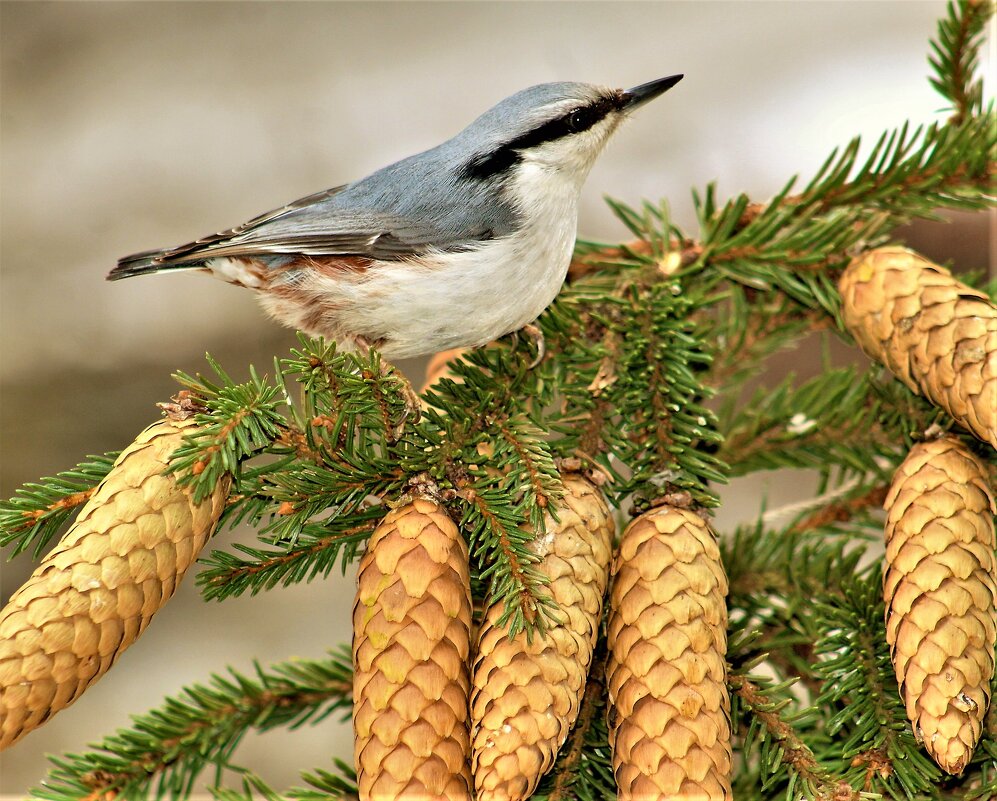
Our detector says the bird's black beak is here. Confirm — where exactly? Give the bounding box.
[621,74,684,111]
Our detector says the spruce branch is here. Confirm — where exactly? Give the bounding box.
[718,366,944,477]
[196,514,380,601]
[420,337,555,461]
[157,338,567,631]
[729,670,854,801]
[248,452,403,546]
[170,360,289,502]
[929,0,992,123]
[813,571,942,799]
[555,266,726,507]
[291,761,358,801]
[492,414,560,519]
[415,341,568,634]
[723,521,872,612]
[572,106,994,320]
[723,518,874,692]
[788,483,889,534]
[0,451,118,558]
[30,649,354,801]
[459,480,557,636]
[694,115,994,319]
[704,287,830,395]
[206,763,360,801]
[419,339,561,512]
[542,204,728,510]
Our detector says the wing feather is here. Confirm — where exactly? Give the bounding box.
[150,185,354,264]
[112,182,492,280]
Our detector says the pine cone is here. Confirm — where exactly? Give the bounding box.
[471,475,615,801]
[606,506,732,801]
[838,246,997,447]
[884,435,997,774]
[0,418,230,750]
[353,496,473,801]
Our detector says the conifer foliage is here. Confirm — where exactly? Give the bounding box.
[2,2,995,799]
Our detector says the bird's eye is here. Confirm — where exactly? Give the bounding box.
[566,109,591,132]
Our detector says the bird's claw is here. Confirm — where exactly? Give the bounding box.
[383,362,421,440]
[521,323,546,368]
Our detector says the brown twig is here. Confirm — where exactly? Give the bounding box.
[276,422,326,463]
[850,747,894,792]
[635,304,675,475]
[731,674,861,801]
[18,488,95,526]
[790,484,889,533]
[547,656,607,801]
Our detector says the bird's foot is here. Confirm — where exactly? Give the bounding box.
[385,363,422,438]
[520,323,546,368]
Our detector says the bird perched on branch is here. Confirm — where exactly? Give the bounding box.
[110,76,682,360]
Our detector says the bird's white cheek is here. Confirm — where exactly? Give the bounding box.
[521,116,621,179]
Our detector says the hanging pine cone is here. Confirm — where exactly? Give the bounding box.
[838,246,997,447]
[884,435,997,774]
[606,505,732,801]
[353,496,473,801]
[0,417,230,750]
[470,474,615,801]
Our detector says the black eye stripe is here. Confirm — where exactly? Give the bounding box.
[516,97,617,149]
[463,96,619,180]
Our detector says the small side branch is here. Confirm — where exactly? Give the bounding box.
[33,652,354,801]
[790,484,889,533]
[731,674,860,801]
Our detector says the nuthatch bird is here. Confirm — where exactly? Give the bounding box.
[110,76,682,359]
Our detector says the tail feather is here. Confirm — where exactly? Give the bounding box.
[108,249,201,281]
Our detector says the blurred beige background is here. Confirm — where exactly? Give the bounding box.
[2,1,993,795]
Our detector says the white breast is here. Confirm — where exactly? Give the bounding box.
[302,162,583,359]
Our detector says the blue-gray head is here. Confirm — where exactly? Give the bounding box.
[449,75,683,182]
[307,74,685,251]
[335,74,684,239]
